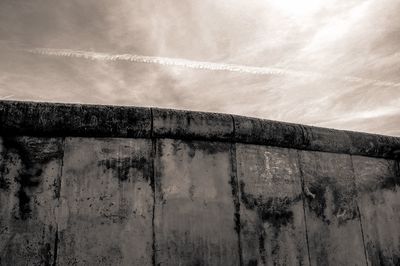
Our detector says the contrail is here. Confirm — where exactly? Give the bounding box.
[0,95,14,100]
[22,47,400,88]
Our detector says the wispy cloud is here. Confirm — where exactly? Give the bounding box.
[23,47,400,88]
[1,0,399,136]
[0,95,14,100]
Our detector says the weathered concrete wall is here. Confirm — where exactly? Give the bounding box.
[1,100,399,266]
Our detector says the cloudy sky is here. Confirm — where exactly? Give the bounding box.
[0,0,399,136]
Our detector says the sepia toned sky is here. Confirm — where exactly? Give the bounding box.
[0,0,399,136]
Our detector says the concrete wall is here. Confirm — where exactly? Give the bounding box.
[0,100,399,266]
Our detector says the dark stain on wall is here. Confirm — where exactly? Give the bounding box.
[189,141,228,155]
[0,164,10,190]
[188,184,195,201]
[240,181,296,228]
[182,140,229,156]
[258,229,267,265]
[101,208,130,223]
[393,254,400,266]
[304,178,358,225]
[359,175,400,196]
[366,242,400,266]
[1,137,63,220]
[98,157,149,182]
[154,141,166,205]
[0,142,11,190]
[359,161,400,194]
[240,181,303,265]
[247,259,258,266]
[379,175,400,191]
[39,242,52,266]
[229,167,240,235]
[229,144,243,265]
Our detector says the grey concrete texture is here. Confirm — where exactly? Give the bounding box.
[234,114,400,159]
[299,151,367,265]
[352,156,400,265]
[154,139,240,265]
[0,100,151,138]
[236,144,309,266]
[1,101,400,265]
[2,136,399,265]
[152,108,234,141]
[56,138,153,265]
[0,136,154,265]
[0,136,63,265]
[1,100,400,159]
[234,116,306,150]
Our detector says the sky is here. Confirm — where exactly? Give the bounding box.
[0,0,399,136]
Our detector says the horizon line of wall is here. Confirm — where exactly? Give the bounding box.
[0,100,399,265]
[0,100,400,160]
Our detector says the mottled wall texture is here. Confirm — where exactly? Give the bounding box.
[1,101,400,266]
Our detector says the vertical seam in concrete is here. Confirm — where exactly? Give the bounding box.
[52,136,66,266]
[350,155,369,266]
[55,137,67,199]
[150,108,156,266]
[296,150,312,266]
[299,125,308,147]
[395,159,400,179]
[231,114,236,140]
[230,115,243,266]
[52,230,59,266]
[150,108,154,139]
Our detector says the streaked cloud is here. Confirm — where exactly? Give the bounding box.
[0,95,14,100]
[0,0,399,136]
[19,47,400,89]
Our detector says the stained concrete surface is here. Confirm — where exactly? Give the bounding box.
[56,138,153,265]
[152,108,234,141]
[1,136,400,265]
[1,101,400,265]
[299,151,367,266]
[154,139,240,266]
[353,156,400,266]
[236,144,309,266]
[0,100,151,138]
[2,100,400,159]
[233,116,306,150]
[0,136,63,265]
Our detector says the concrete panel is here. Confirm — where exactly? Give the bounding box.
[0,136,63,265]
[237,144,309,266]
[299,151,367,266]
[232,113,400,159]
[233,115,306,149]
[302,126,352,154]
[57,137,153,265]
[154,139,239,265]
[348,132,400,159]
[352,156,400,265]
[152,108,234,141]
[2,100,400,159]
[0,100,151,138]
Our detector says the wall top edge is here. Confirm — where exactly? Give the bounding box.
[1,100,399,159]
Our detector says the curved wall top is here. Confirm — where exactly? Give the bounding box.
[1,100,399,159]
